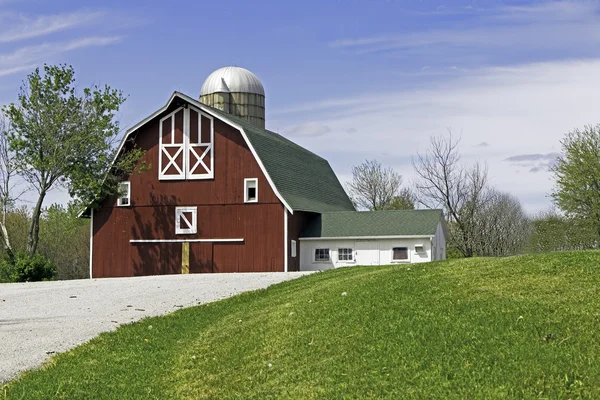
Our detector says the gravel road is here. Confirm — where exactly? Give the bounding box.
[0,272,311,383]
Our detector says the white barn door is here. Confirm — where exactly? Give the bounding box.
[354,240,380,266]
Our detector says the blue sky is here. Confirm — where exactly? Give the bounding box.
[1,0,600,213]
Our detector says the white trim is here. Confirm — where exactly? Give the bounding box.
[299,235,435,241]
[130,238,243,243]
[244,178,258,203]
[284,209,288,272]
[117,181,131,207]
[89,209,94,279]
[175,206,197,235]
[110,92,293,214]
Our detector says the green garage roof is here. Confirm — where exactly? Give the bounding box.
[301,209,444,238]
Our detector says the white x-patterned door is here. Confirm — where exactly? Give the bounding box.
[159,108,186,180]
[187,107,214,179]
[159,106,213,180]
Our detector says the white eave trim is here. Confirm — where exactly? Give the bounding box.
[110,91,294,215]
[130,238,243,243]
[299,235,435,241]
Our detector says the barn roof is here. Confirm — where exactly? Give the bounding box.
[207,107,355,213]
[81,92,354,216]
[300,209,444,238]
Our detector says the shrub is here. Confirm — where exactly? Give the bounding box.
[0,252,56,282]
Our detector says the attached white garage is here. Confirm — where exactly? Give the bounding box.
[299,210,446,271]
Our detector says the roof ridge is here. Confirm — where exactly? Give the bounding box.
[321,209,443,214]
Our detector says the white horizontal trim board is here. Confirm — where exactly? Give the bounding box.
[130,238,243,243]
[299,235,434,241]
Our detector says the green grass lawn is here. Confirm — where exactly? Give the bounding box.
[6,251,600,399]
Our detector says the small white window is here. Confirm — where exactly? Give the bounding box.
[244,178,258,203]
[175,207,197,234]
[291,240,297,258]
[117,182,130,207]
[338,248,353,261]
[415,245,425,253]
[314,248,330,262]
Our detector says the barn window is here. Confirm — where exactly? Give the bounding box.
[392,247,409,261]
[159,106,214,181]
[338,248,353,261]
[117,182,130,207]
[291,240,297,258]
[244,178,258,203]
[314,248,330,262]
[415,245,425,253]
[175,207,197,235]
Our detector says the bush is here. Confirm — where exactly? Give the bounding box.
[0,252,56,282]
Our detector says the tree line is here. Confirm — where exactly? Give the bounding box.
[346,128,600,258]
[1,64,599,280]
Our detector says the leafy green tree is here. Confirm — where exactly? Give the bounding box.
[38,203,90,279]
[2,64,144,257]
[383,188,417,210]
[528,209,597,252]
[552,124,600,237]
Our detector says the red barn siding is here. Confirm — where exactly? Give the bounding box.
[92,107,285,277]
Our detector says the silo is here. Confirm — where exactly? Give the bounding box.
[200,66,265,128]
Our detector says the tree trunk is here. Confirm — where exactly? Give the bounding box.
[27,189,46,257]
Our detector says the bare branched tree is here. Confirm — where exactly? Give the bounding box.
[471,190,531,256]
[347,159,404,210]
[412,133,490,257]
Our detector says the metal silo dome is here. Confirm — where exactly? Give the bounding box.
[200,66,266,128]
[200,66,265,96]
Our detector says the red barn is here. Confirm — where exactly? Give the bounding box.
[84,67,445,278]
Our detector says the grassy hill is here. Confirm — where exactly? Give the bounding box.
[6,252,600,399]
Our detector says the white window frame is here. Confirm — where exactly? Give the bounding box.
[314,248,330,263]
[117,181,131,207]
[158,106,214,181]
[414,244,425,253]
[175,207,197,235]
[392,246,410,262]
[244,178,258,203]
[291,240,297,258]
[338,248,354,262]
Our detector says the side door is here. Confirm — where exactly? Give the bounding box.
[354,240,380,266]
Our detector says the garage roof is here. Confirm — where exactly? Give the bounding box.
[301,209,444,238]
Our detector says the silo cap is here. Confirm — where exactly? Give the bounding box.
[201,66,265,96]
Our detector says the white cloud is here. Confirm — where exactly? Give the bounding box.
[272,59,600,214]
[0,36,122,77]
[328,2,600,57]
[284,121,332,137]
[0,10,105,43]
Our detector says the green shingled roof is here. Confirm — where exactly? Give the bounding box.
[209,107,355,213]
[301,209,444,238]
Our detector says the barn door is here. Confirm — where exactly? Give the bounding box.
[187,108,214,179]
[159,108,186,180]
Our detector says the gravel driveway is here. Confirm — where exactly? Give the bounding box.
[0,272,311,383]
